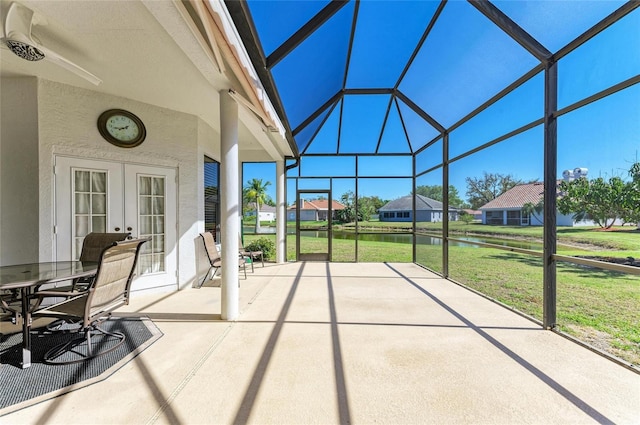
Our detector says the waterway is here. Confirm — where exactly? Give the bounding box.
[244,226,586,252]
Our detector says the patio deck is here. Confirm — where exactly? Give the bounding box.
[3,262,638,424]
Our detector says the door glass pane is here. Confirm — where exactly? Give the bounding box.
[75,216,89,237]
[153,177,165,196]
[152,197,165,215]
[139,176,152,195]
[91,172,106,193]
[73,169,108,260]
[92,194,106,214]
[138,175,165,274]
[75,193,90,214]
[140,216,152,235]
[75,170,90,192]
[92,216,106,233]
[140,196,151,215]
[154,216,164,234]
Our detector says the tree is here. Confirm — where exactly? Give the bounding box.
[414,185,465,207]
[336,191,356,223]
[557,162,640,229]
[243,178,271,233]
[521,199,544,225]
[335,191,373,223]
[618,162,640,228]
[465,172,524,210]
[459,211,474,225]
[358,195,386,215]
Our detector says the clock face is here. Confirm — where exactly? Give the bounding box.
[106,115,140,142]
[98,109,146,148]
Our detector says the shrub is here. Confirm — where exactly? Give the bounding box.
[245,237,275,260]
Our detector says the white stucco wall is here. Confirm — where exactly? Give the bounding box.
[0,77,40,266]
[27,79,219,290]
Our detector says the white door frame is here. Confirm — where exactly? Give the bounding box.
[54,156,178,293]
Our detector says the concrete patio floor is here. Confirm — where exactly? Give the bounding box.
[3,262,639,424]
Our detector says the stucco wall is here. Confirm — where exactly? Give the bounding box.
[32,79,216,290]
[0,77,39,266]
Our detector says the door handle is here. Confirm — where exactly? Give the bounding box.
[114,227,121,231]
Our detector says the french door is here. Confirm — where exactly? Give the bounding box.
[54,156,177,291]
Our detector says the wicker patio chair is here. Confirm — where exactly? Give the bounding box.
[32,237,149,364]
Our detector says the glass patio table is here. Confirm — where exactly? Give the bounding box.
[0,261,98,368]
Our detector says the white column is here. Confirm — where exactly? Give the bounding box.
[220,90,240,320]
[276,160,286,263]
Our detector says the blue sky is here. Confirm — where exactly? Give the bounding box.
[243,1,639,204]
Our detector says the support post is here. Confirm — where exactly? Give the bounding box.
[276,160,286,263]
[543,61,558,329]
[442,132,449,278]
[412,153,417,264]
[220,90,240,320]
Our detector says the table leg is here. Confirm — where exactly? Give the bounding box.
[20,288,31,368]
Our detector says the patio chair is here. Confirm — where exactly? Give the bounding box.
[26,232,132,316]
[239,235,264,272]
[1,289,21,324]
[198,232,246,288]
[32,237,149,364]
[71,232,131,291]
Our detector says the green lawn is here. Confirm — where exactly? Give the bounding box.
[447,245,640,366]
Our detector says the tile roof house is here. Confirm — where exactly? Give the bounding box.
[480,182,545,226]
[287,199,346,221]
[379,195,459,222]
[479,182,613,226]
[462,209,483,220]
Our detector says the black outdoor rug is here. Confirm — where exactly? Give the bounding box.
[0,317,162,415]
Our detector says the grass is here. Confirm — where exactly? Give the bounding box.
[244,234,412,263]
[446,245,640,366]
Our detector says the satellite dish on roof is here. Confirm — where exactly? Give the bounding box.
[562,170,574,181]
[562,167,588,182]
[573,167,588,178]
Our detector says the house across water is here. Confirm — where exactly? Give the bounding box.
[379,195,459,222]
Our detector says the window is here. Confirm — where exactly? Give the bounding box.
[506,210,521,226]
[486,211,502,225]
[204,156,220,241]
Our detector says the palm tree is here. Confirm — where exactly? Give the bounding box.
[522,199,544,226]
[244,178,271,233]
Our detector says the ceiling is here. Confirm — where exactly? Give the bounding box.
[226,0,632,157]
[0,0,290,158]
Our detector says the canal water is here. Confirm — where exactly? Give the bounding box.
[243,227,585,252]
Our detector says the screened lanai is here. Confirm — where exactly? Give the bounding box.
[229,0,640,369]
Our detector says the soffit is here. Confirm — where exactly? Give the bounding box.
[0,0,290,158]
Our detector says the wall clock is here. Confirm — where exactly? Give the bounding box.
[97,109,146,148]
